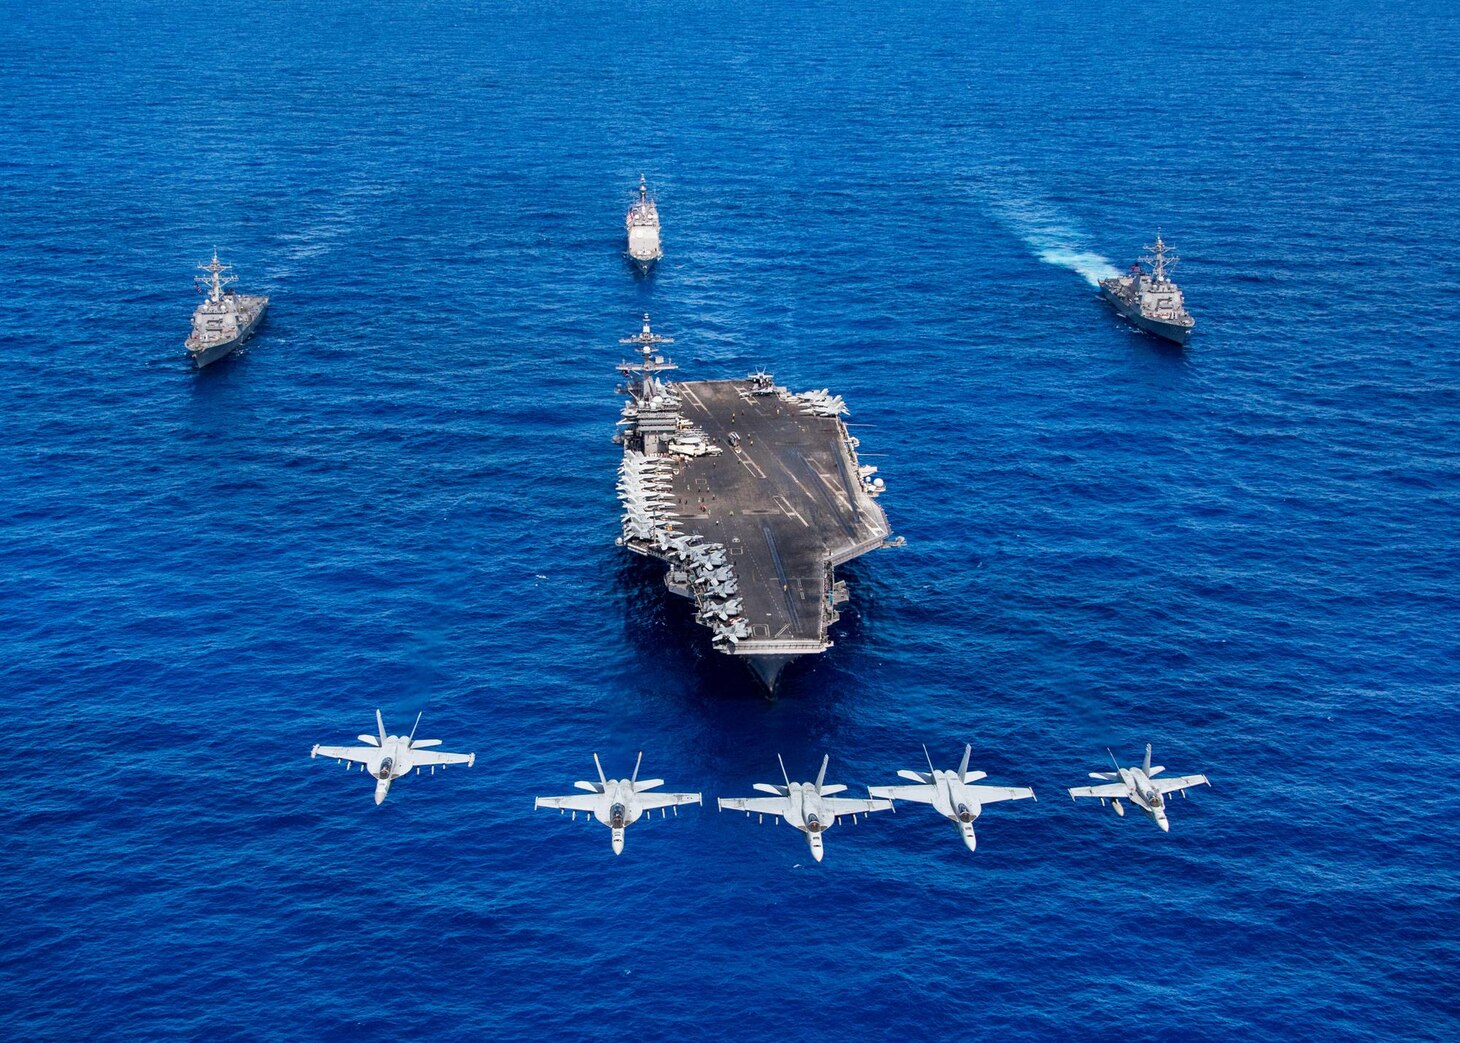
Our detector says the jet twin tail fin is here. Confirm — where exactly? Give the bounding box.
[815,755,830,793]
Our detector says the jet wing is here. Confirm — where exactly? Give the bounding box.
[718,796,790,817]
[1153,774,1210,794]
[410,750,475,768]
[964,784,1035,804]
[312,745,375,765]
[1068,783,1129,800]
[867,784,935,805]
[821,797,894,817]
[535,794,601,812]
[636,792,702,811]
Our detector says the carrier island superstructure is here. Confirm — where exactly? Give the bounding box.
[613,315,899,692]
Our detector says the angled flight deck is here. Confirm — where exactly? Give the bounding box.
[614,315,898,691]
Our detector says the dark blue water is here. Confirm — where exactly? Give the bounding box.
[4,1,1458,1038]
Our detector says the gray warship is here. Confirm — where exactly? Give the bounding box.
[186,250,268,368]
[625,175,663,271]
[1098,234,1194,345]
[613,315,899,692]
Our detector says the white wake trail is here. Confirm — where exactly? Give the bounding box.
[977,183,1120,285]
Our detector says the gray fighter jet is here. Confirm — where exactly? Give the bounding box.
[1068,744,1210,832]
[719,755,893,862]
[869,745,1035,852]
[311,710,475,805]
[535,753,701,855]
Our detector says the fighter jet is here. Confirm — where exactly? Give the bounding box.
[702,578,738,599]
[310,710,475,805]
[719,755,893,862]
[869,745,1035,852]
[689,546,728,569]
[534,753,701,855]
[697,598,743,623]
[1068,744,1210,832]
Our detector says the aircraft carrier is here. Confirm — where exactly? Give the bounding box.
[613,315,899,692]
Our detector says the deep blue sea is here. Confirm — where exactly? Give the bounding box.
[3,1,1458,1039]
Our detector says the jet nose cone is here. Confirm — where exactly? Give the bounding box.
[612,830,625,855]
[1158,817,1170,832]
[962,826,978,853]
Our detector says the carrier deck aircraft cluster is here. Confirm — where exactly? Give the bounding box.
[614,315,898,691]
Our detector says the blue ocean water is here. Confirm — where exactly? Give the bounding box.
[3,0,1458,1038]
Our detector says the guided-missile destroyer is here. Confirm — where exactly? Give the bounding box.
[185,250,268,368]
[1098,234,1194,345]
[625,175,662,271]
[613,315,898,692]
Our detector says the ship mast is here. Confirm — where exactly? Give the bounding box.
[196,248,236,303]
[618,313,676,404]
[1141,232,1177,284]
[638,174,649,207]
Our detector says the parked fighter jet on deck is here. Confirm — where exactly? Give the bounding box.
[719,755,892,862]
[869,745,1035,852]
[310,710,475,805]
[1068,744,1210,831]
[534,753,701,854]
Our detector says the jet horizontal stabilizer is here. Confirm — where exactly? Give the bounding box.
[411,739,443,749]
[356,734,380,746]
[897,769,932,784]
[1089,771,1120,780]
[633,778,665,791]
[962,770,988,783]
[819,784,848,796]
[753,782,788,796]
[574,780,604,793]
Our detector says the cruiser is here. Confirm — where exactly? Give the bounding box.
[625,175,662,271]
[1098,234,1194,345]
[186,250,268,368]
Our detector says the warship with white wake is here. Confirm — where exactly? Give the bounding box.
[1098,234,1194,345]
[625,175,662,272]
[613,315,900,692]
[186,250,268,368]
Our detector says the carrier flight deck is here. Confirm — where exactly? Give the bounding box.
[614,315,898,691]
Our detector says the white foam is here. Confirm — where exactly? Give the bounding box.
[1036,247,1119,286]
[975,180,1119,285]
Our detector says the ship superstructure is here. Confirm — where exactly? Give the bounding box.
[613,315,897,692]
[625,175,663,271]
[1098,234,1194,345]
[185,250,269,368]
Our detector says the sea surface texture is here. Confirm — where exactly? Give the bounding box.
[3,1,1457,1039]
